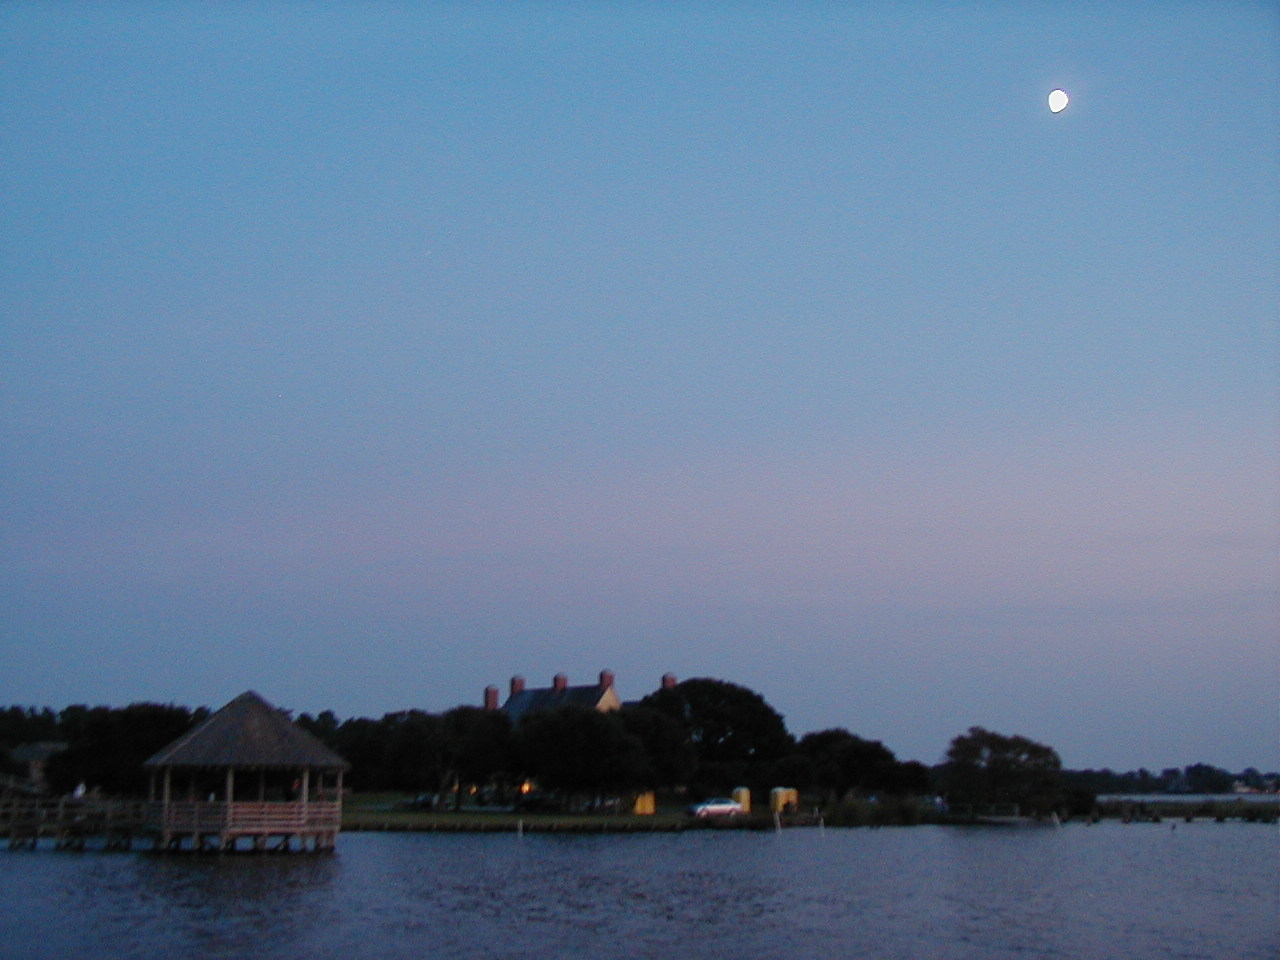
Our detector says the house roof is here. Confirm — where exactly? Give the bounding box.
[143,691,349,771]
[12,741,68,763]
[502,684,620,724]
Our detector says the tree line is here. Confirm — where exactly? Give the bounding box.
[1062,763,1275,797]
[3,678,1273,813]
[292,678,938,809]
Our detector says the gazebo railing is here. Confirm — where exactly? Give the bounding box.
[149,800,341,835]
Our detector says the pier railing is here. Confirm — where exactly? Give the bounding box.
[3,797,341,849]
[2,797,149,849]
[148,800,341,835]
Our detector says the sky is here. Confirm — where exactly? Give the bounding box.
[2,2,1276,772]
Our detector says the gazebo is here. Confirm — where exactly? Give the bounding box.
[144,690,349,852]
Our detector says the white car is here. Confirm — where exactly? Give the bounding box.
[688,797,744,818]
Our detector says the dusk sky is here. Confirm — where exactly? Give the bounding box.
[3,3,1276,772]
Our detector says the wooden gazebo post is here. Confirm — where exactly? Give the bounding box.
[300,767,310,851]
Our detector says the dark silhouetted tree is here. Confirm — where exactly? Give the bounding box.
[943,726,1063,815]
[0,706,59,750]
[383,710,448,793]
[884,760,932,796]
[46,703,203,796]
[1183,763,1234,794]
[333,716,391,791]
[444,706,515,807]
[517,705,647,803]
[296,710,340,747]
[619,705,696,789]
[798,728,900,800]
[640,677,793,793]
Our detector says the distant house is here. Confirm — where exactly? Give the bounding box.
[143,690,349,853]
[481,671,679,815]
[482,671,679,723]
[11,741,68,793]
[484,671,622,723]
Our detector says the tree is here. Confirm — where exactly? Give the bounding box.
[383,710,448,793]
[517,705,648,803]
[639,677,793,793]
[943,726,1063,815]
[45,703,203,796]
[619,706,695,790]
[333,716,391,791]
[443,706,515,807]
[295,710,340,746]
[885,760,932,796]
[798,728,901,800]
[0,706,59,750]
[1237,767,1266,791]
[1183,763,1234,794]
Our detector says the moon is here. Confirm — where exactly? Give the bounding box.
[1048,89,1069,113]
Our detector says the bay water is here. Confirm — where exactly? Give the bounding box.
[2,822,1275,959]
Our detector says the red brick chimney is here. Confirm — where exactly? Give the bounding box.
[510,675,526,698]
[661,672,678,690]
[599,669,615,690]
[484,685,499,711]
[552,673,568,692]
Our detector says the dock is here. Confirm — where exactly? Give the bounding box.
[1,796,340,853]
[2,797,148,851]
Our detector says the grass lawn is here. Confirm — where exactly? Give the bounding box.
[341,793,780,833]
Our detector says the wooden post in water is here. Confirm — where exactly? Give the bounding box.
[160,767,173,850]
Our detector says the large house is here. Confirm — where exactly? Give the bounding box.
[483,671,678,723]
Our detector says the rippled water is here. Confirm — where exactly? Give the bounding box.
[3,823,1276,959]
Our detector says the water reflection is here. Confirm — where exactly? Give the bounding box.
[2,824,1276,960]
[45,850,343,959]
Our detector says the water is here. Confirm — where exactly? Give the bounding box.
[2,823,1276,959]
[1097,793,1280,805]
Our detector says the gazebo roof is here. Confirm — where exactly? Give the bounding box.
[144,691,349,771]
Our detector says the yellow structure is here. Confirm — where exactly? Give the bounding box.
[731,786,751,813]
[632,791,656,815]
[770,787,799,814]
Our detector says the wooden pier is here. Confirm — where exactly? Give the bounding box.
[1,796,340,852]
[2,797,148,851]
[943,803,1035,825]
